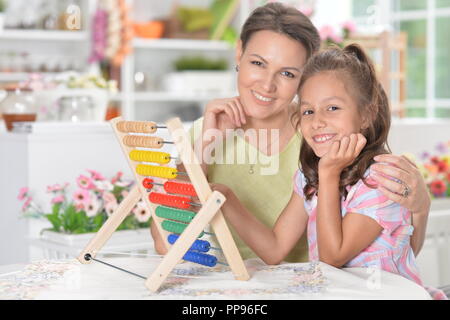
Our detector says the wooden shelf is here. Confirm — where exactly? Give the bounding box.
[133,38,233,51]
[133,91,236,102]
[0,30,88,41]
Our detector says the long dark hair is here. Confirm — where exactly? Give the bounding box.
[294,44,391,200]
[240,3,321,59]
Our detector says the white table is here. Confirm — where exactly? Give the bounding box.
[0,257,431,300]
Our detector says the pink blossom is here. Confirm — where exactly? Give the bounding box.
[102,191,117,205]
[22,197,32,211]
[18,187,29,200]
[111,171,123,184]
[51,195,65,204]
[319,25,335,41]
[46,183,69,193]
[319,25,343,44]
[87,169,105,181]
[76,175,95,190]
[85,198,101,217]
[73,189,91,207]
[121,190,129,198]
[342,21,357,33]
[104,201,118,217]
[133,201,151,223]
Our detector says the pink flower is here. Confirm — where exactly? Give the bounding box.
[133,201,151,223]
[21,197,32,211]
[18,187,29,200]
[342,21,357,33]
[121,190,129,198]
[87,169,105,181]
[73,189,91,207]
[111,171,123,184]
[319,25,335,41]
[104,201,118,217]
[319,25,343,44]
[76,175,95,190]
[85,198,101,217]
[46,183,69,193]
[51,195,65,204]
[102,191,117,205]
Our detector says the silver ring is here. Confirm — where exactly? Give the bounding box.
[402,184,411,198]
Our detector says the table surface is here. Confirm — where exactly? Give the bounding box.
[0,257,431,300]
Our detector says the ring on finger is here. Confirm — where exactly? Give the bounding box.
[401,183,411,198]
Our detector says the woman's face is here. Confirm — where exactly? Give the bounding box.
[299,72,365,158]
[236,30,307,121]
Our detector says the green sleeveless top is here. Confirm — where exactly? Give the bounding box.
[189,118,308,262]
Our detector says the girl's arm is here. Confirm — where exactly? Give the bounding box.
[317,134,383,267]
[212,183,308,265]
[317,170,383,267]
[370,154,430,256]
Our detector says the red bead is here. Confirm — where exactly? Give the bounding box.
[164,181,197,197]
[142,178,154,189]
[149,192,191,209]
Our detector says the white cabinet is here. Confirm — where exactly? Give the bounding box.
[0,123,131,264]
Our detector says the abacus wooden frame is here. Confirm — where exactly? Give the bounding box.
[77,116,250,292]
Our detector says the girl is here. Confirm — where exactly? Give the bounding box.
[213,44,447,300]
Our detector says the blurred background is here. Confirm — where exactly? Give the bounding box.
[0,0,449,291]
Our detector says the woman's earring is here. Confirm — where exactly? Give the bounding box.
[235,65,240,72]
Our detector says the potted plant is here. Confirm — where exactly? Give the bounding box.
[0,0,6,32]
[18,169,152,254]
[162,56,235,95]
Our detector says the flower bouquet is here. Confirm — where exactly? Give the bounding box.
[18,169,151,235]
[412,140,450,199]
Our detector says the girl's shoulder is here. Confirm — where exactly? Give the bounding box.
[345,168,411,235]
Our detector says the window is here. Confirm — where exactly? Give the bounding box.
[352,0,450,119]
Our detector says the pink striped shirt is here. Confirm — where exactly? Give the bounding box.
[293,169,447,300]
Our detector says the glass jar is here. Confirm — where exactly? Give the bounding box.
[58,96,94,122]
[0,86,37,131]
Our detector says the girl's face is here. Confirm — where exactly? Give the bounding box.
[236,30,307,121]
[299,72,366,158]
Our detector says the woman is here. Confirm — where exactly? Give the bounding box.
[151,3,430,262]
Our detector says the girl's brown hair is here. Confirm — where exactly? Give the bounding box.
[240,3,321,59]
[294,44,391,200]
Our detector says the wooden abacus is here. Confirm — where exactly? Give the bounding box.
[77,117,250,292]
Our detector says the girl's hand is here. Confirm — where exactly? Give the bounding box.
[370,154,431,214]
[319,133,367,176]
[203,97,247,135]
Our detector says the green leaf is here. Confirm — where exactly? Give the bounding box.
[52,203,62,215]
[45,212,62,232]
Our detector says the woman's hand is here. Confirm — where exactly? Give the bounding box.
[318,134,367,176]
[203,97,247,136]
[370,154,431,256]
[370,154,431,214]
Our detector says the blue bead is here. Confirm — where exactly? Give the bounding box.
[167,234,211,253]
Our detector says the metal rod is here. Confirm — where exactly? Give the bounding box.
[84,254,147,280]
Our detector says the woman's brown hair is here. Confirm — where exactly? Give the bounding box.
[294,44,391,200]
[240,3,321,59]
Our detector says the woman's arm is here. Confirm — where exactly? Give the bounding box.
[370,154,430,256]
[212,184,308,265]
